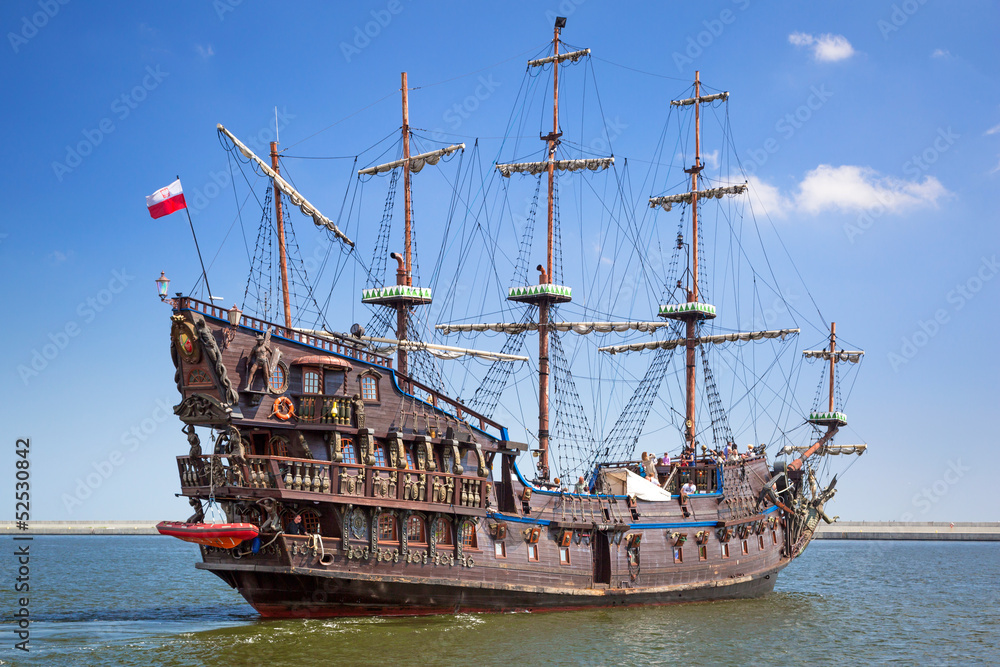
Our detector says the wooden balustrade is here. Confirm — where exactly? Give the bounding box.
[294,395,353,425]
[176,454,489,509]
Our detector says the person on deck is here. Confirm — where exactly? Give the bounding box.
[644,453,658,482]
[574,476,587,494]
[681,480,697,499]
[285,514,303,535]
[659,452,671,466]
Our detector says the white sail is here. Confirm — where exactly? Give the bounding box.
[436,320,672,335]
[649,184,748,212]
[357,144,466,176]
[802,349,865,363]
[496,157,614,178]
[216,124,354,247]
[599,328,799,355]
[527,48,590,67]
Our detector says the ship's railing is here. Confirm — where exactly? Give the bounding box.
[293,394,353,425]
[663,464,719,494]
[176,455,489,510]
[175,296,392,367]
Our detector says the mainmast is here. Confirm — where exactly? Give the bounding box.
[270,142,293,331]
[356,75,465,377]
[536,17,563,480]
[398,71,414,376]
[648,73,745,452]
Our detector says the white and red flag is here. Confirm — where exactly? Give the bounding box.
[146,179,187,219]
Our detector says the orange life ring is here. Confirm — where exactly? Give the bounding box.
[272,396,295,421]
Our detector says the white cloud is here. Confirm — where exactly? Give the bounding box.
[746,166,949,218]
[747,178,792,218]
[794,164,948,215]
[931,48,951,59]
[986,123,1000,136]
[195,44,215,59]
[702,150,720,170]
[788,32,855,62]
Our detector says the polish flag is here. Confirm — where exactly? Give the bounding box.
[146,179,187,219]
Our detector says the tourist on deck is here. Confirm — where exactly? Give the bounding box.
[285,514,303,535]
[681,480,697,498]
[574,476,587,494]
[681,448,695,467]
[644,453,658,483]
[659,452,671,466]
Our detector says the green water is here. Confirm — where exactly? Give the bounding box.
[1,537,998,665]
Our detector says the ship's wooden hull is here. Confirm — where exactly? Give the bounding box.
[200,562,784,617]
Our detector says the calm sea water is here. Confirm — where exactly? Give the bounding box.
[1,536,998,665]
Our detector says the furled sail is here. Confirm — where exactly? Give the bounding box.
[496,157,614,178]
[781,444,868,456]
[527,48,590,67]
[357,144,465,176]
[649,184,748,212]
[802,349,865,363]
[355,335,528,362]
[599,328,799,355]
[671,91,729,106]
[216,124,354,247]
[436,320,672,335]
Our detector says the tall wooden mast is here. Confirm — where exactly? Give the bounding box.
[270,141,293,331]
[535,18,563,480]
[397,71,414,377]
[683,71,704,451]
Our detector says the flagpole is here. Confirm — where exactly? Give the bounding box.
[178,175,214,301]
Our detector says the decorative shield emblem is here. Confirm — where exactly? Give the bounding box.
[170,316,202,364]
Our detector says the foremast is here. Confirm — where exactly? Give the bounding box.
[497,17,610,480]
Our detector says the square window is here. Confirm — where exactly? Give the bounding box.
[559,546,570,564]
[722,543,730,558]
[698,545,707,561]
[494,542,506,559]
[527,544,539,561]
[741,540,749,555]
[673,546,683,563]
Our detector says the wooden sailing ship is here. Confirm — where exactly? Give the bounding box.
[157,18,866,616]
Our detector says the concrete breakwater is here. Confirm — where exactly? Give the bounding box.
[2,520,998,539]
[814,521,1000,541]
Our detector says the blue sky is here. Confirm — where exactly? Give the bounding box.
[2,1,998,522]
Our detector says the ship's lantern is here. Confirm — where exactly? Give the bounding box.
[155,271,170,300]
[227,304,242,326]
